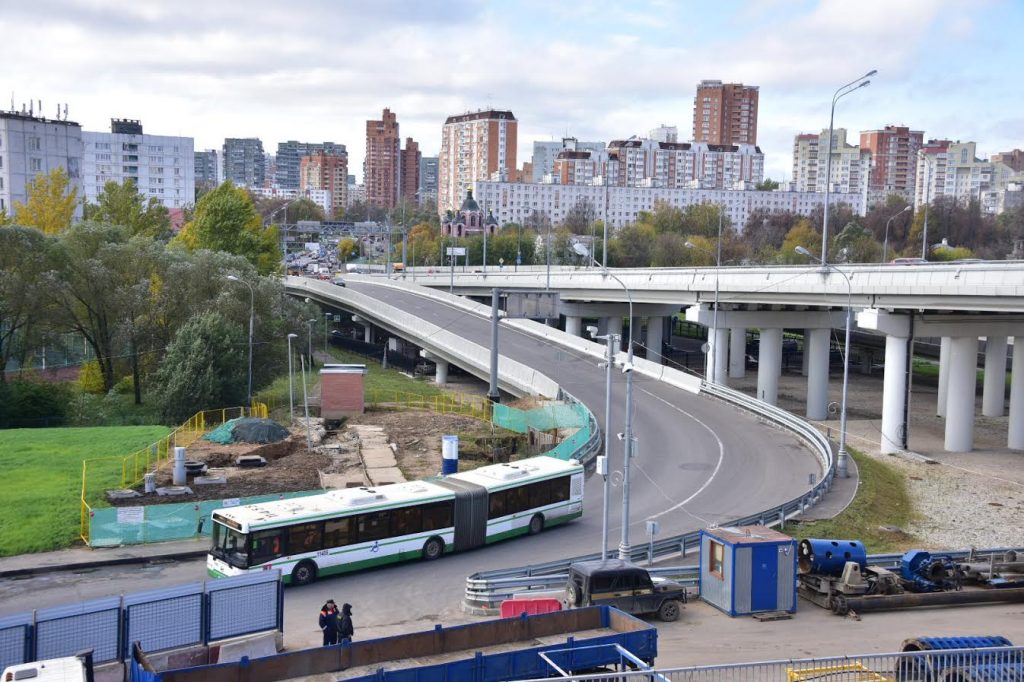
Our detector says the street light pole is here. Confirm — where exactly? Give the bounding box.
[821,70,876,264]
[685,209,723,383]
[324,312,331,353]
[225,275,255,407]
[882,205,912,263]
[305,318,317,381]
[796,246,852,478]
[287,333,298,419]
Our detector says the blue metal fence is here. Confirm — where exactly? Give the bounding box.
[0,571,282,671]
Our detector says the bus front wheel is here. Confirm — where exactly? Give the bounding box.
[291,560,318,586]
[528,514,544,535]
[422,537,444,561]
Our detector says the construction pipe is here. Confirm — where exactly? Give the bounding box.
[835,587,1024,615]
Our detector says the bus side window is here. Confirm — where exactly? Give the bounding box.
[357,510,391,543]
[422,501,453,530]
[528,479,551,508]
[324,518,351,547]
[288,522,323,553]
[551,476,571,503]
[251,529,285,562]
[393,507,422,536]
[488,490,507,519]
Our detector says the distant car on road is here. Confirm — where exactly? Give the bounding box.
[332,277,346,287]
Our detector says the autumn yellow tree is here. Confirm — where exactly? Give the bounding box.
[779,219,822,264]
[13,167,78,234]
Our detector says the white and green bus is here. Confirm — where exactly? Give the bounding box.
[207,456,584,585]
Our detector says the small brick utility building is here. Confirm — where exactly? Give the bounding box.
[319,364,367,418]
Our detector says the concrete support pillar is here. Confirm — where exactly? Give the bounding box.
[881,333,909,454]
[757,329,783,405]
[937,336,951,417]
[729,327,746,379]
[1009,340,1024,450]
[646,317,663,364]
[801,329,811,377]
[606,316,623,340]
[982,336,1008,417]
[597,318,608,336]
[710,327,728,385]
[434,359,449,386]
[565,315,583,337]
[806,328,831,421]
[546,318,558,328]
[363,325,373,344]
[945,336,979,453]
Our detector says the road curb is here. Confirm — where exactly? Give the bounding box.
[0,550,208,578]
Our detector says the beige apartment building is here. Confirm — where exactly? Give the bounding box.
[437,109,517,214]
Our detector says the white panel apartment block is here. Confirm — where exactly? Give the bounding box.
[83,121,195,209]
[0,111,84,217]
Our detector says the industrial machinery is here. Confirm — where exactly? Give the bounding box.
[797,539,1024,616]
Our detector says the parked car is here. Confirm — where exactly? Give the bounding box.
[564,559,686,622]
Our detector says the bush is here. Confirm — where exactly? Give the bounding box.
[0,381,71,428]
[113,374,135,395]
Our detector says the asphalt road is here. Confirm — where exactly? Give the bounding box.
[0,281,818,648]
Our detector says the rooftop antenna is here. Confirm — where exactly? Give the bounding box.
[10,92,14,113]
[64,103,68,121]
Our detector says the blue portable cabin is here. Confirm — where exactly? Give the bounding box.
[699,525,797,616]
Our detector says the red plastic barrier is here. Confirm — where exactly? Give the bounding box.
[500,598,563,618]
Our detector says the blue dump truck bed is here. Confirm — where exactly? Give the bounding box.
[144,606,656,682]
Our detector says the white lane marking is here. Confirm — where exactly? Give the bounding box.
[629,386,724,525]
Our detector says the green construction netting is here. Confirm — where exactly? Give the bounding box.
[493,402,588,434]
[203,418,242,444]
[88,490,324,547]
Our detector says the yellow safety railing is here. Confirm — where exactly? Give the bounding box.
[787,663,894,681]
[364,389,493,422]
[79,402,268,544]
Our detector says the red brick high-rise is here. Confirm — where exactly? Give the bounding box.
[400,137,421,205]
[692,80,759,146]
[299,150,348,216]
[365,108,401,209]
[860,125,924,195]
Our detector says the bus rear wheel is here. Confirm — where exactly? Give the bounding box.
[528,514,544,535]
[422,536,444,561]
[291,560,318,586]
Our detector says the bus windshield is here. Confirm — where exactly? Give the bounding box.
[211,521,250,569]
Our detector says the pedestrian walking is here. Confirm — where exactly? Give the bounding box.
[319,599,340,646]
[339,603,354,644]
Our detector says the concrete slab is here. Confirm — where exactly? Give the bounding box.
[319,472,367,489]
[362,448,397,469]
[367,466,406,485]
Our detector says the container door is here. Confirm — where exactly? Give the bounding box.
[751,544,778,612]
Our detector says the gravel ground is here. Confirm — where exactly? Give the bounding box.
[728,367,1024,551]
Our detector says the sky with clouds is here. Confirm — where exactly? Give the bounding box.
[4,0,1022,182]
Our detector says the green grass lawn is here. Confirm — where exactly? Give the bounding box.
[790,448,918,553]
[325,347,445,399]
[0,425,169,556]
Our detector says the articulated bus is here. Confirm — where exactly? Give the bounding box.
[207,456,584,585]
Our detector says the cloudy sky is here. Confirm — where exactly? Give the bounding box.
[4,0,1022,182]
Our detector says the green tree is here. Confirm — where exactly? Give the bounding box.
[154,311,247,423]
[0,226,52,380]
[13,167,78,234]
[609,223,656,267]
[930,244,975,261]
[755,178,780,191]
[650,233,689,267]
[562,199,596,235]
[173,182,281,275]
[0,209,11,226]
[86,179,170,239]
[834,222,881,263]
[286,198,326,223]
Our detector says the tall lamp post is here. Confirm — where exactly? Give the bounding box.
[225,275,255,407]
[796,246,852,478]
[882,205,912,263]
[587,322,618,560]
[305,318,317,382]
[821,70,876,264]
[573,243,635,560]
[324,312,332,352]
[286,333,298,418]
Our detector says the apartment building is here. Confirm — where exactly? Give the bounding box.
[82,119,194,209]
[604,139,763,190]
[438,109,518,214]
[194,149,222,191]
[299,149,348,215]
[0,109,83,217]
[276,141,346,190]
[992,149,1024,173]
[418,156,439,205]
[914,140,1002,209]
[791,128,869,195]
[859,125,924,197]
[692,80,759,146]
[365,108,401,209]
[475,181,865,230]
[400,137,421,204]
[223,138,265,188]
[531,137,605,183]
